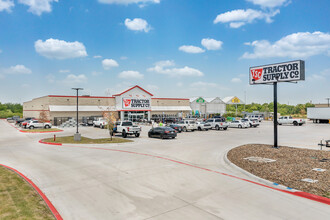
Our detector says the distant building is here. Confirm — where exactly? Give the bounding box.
[190,97,226,117]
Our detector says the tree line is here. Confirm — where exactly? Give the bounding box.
[226,102,315,117]
[0,103,23,118]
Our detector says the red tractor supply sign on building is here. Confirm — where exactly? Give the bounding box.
[122,98,151,109]
[249,60,305,85]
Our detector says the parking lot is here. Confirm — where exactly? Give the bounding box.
[0,119,329,219]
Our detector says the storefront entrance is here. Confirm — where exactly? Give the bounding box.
[122,111,150,122]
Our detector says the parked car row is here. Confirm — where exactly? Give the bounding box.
[8,117,53,129]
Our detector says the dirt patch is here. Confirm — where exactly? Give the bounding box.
[227,144,330,198]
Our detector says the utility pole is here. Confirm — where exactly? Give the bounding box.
[72,88,83,141]
[326,98,330,107]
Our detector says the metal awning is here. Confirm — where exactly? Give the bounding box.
[151,106,191,111]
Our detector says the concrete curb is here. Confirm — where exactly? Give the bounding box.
[223,149,298,192]
[0,164,63,220]
[39,140,62,146]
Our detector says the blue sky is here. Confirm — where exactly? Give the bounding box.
[0,0,329,104]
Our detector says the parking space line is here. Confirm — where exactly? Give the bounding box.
[0,164,63,220]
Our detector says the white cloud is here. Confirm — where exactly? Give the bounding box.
[98,0,160,6]
[214,9,279,28]
[0,0,14,12]
[179,45,205,54]
[46,74,55,83]
[246,0,290,8]
[231,78,242,83]
[190,81,218,88]
[59,69,70,73]
[201,38,223,50]
[64,74,87,85]
[91,71,102,76]
[120,56,128,60]
[35,38,88,59]
[93,55,102,59]
[1,65,32,74]
[118,70,144,79]
[102,59,119,70]
[125,18,151,32]
[148,60,204,77]
[242,31,330,59]
[18,0,58,16]
[146,84,159,92]
[321,68,330,76]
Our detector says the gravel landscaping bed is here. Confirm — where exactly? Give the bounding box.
[227,144,330,198]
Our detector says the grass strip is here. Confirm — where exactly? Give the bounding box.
[0,166,55,220]
[21,128,62,133]
[43,136,132,144]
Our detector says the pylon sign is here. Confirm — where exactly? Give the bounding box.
[250,60,305,85]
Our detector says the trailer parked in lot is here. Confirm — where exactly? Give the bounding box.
[307,107,330,123]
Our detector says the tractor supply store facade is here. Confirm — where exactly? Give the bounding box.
[23,85,191,125]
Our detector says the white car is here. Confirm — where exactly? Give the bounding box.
[177,120,197,132]
[26,120,52,129]
[229,120,249,128]
[196,121,212,131]
[242,118,259,128]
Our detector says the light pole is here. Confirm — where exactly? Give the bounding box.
[326,98,330,107]
[72,88,83,141]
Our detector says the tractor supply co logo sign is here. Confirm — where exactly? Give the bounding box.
[249,60,305,84]
[196,98,205,103]
[122,98,150,109]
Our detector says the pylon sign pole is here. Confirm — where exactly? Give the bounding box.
[249,60,305,148]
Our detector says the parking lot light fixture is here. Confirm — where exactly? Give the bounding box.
[72,88,83,141]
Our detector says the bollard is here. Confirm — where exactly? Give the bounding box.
[54,134,56,142]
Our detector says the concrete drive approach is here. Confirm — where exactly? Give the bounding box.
[0,120,329,219]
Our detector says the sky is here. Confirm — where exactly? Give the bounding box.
[0,0,329,105]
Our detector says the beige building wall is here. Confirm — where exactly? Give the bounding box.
[151,98,189,106]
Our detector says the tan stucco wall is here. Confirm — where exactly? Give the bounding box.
[48,96,115,106]
[151,99,189,106]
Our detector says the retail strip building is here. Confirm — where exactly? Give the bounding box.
[23,85,192,125]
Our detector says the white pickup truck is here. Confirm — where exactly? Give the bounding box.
[93,118,108,129]
[26,120,52,129]
[113,121,141,138]
[278,116,306,126]
[205,118,229,130]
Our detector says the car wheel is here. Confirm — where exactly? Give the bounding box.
[148,133,152,138]
[198,127,202,131]
[205,129,208,131]
[44,125,50,129]
[215,125,220,130]
[238,125,242,128]
[223,127,228,130]
[191,129,195,132]
[172,137,175,139]
[29,126,34,130]
[135,133,140,137]
[293,121,298,126]
[250,123,252,127]
[160,134,164,139]
[183,127,187,132]
[122,130,127,138]
[299,124,303,126]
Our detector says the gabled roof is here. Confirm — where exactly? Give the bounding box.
[223,96,244,104]
[189,97,199,102]
[112,85,154,97]
[204,97,216,103]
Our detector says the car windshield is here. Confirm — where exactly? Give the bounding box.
[241,119,248,122]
